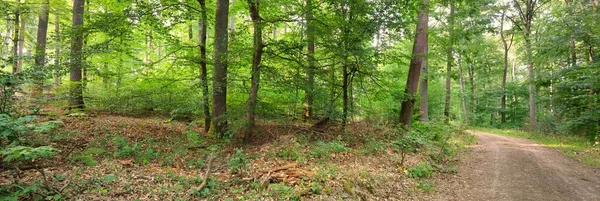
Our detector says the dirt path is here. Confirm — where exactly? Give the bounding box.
[429,131,600,201]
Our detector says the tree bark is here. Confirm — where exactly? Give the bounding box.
[444,0,455,124]
[198,0,210,133]
[419,46,429,122]
[513,0,537,130]
[399,0,428,129]
[229,0,236,32]
[12,0,20,74]
[500,9,513,124]
[304,0,315,122]
[566,0,576,66]
[212,0,230,137]
[245,0,263,142]
[17,9,26,74]
[458,52,469,124]
[69,0,85,110]
[34,0,50,94]
[53,12,61,88]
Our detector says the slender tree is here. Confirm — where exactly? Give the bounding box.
[458,52,469,124]
[197,0,210,133]
[212,0,230,137]
[511,0,543,130]
[444,0,455,124]
[399,0,429,129]
[304,0,315,122]
[69,0,85,110]
[33,0,50,95]
[12,0,20,74]
[245,0,264,142]
[500,8,514,124]
[419,46,429,122]
[17,9,26,74]
[53,12,61,88]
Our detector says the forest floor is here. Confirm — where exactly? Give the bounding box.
[426,131,600,201]
[1,105,476,200]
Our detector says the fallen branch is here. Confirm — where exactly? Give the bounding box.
[197,154,216,191]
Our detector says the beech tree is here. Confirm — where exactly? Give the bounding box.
[399,0,429,129]
[69,0,85,109]
[33,0,49,94]
[212,0,230,137]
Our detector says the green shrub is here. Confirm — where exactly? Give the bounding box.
[227,149,249,174]
[407,163,434,178]
[309,140,348,158]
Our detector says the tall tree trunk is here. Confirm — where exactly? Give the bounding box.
[198,0,210,133]
[69,0,85,110]
[444,0,455,124]
[304,0,315,122]
[399,0,428,129]
[500,9,513,124]
[229,0,236,32]
[53,12,61,88]
[468,63,475,114]
[513,0,537,130]
[212,0,230,137]
[245,0,263,142]
[458,52,468,124]
[33,0,50,96]
[17,11,25,73]
[419,46,429,122]
[342,4,353,128]
[566,0,576,66]
[12,0,20,74]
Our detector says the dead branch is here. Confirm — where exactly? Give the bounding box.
[197,153,215,192]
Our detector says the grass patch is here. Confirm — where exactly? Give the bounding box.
[472,127,600,167]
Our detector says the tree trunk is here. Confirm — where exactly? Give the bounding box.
[468,64,475,115]
[304,0,315,122]
[566,0,576,66]
[12,0,20,74]
[229,0,236,32]
[443,0,455,124]
[212,0,230,137]
[419,46,429,122]
[69,0,85,110]
[525,32,535,130]
[245,0,263,142]
[198,0,211,133]
[500,9,513,124]
[53,12,61,88]
[399,0,428,129]
[458,52,469,124]
[17,11,26,74]
[33,0,50,96]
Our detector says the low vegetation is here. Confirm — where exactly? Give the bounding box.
[0,108,475,200]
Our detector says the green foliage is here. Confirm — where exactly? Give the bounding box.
[1,146,56,162]
[111,136,158,165]
[267,183,299,201]
[415,180,435,193]
[227,149,249,174]
[407,163,434,178]
[185,131,203,146]
[276,141,305,162]
[308,140,348,159]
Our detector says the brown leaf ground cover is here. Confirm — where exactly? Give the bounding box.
[1,106,475,200]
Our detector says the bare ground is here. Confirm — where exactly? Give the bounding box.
[428,131,600,201]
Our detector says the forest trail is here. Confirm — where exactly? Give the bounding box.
[429,131,600,201]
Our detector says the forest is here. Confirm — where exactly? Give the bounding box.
[0,0,599,200]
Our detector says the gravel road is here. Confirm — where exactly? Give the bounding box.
[429,131,600,201]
